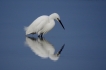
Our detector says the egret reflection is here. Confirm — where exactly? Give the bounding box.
[25,36,65,61]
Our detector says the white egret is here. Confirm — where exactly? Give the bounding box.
[24,13,65,37]
[25,36,65,61]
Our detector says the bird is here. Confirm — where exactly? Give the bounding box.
[24,13,65,37]
[25,36,65,61]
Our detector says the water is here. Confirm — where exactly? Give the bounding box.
[0,1,106,70]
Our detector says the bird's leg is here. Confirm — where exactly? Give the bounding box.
[41,33,43,37]
[40,33,43,39]
[38,35,40,38]
[38,33,43,39]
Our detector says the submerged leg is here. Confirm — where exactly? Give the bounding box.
[38,33,43,39]
[40,33,43,38]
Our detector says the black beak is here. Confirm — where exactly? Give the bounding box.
[57,18,65,30]
[57,44,65,56]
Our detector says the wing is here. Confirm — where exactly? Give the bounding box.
[25,15,49,35]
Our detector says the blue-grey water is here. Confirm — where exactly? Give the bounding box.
[0,0,106,70]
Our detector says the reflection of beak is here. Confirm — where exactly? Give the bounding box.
[57,44,65,56]
[57,18,65,30]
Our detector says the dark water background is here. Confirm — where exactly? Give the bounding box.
[0,0,106,70]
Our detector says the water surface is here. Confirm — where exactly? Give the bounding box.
[0,1,106,70]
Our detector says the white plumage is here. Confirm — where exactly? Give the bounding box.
[24,13,65,37]
[25,37,65,61]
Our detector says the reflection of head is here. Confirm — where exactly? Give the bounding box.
[49,54,59,61]
[49,44,65,61]
[25,36,64,61]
